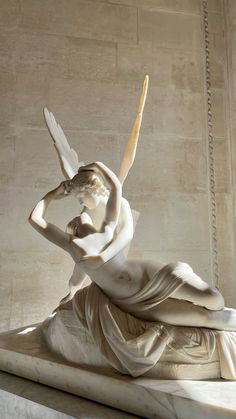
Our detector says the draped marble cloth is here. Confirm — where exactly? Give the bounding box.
[42,263,236,380]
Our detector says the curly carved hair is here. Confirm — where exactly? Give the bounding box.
[71,171,109,197]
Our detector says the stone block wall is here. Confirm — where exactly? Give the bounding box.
[222,0,236,307]
[0,0,235,331]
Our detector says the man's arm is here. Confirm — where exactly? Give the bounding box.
[60,263,91,304]
[100,197,133,263]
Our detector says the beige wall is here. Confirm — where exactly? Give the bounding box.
[0,0,235,332]
[222,0,236,307]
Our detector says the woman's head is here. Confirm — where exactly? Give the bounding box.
[66,216,81,236]
[70,169,108,209]
[66,214,96,237]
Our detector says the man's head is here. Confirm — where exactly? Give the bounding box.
[70,168,108,209]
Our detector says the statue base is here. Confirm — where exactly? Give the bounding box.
[0,370,136,418]
[0,325,236,418]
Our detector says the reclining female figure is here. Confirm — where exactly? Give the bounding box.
[29,161,236,332]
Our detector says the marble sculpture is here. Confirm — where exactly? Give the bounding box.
[28,76,236,380]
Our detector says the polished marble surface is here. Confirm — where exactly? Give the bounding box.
[0,325,236,418]
[0,371,138,419]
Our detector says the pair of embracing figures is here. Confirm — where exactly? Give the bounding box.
[29,76,236,333]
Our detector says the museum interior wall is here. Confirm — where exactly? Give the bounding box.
[223,0,236,307]
[0,0,235,332]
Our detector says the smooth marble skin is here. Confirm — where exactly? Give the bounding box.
[0,325,235,419]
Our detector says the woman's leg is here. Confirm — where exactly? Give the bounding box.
[149,298,236,331]
[170,263,224,310]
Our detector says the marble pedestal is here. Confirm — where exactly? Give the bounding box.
[0,371,138,419]
[0,325,236,419]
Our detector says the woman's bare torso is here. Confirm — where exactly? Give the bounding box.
[70,238,164,299]
[67,194,166,300]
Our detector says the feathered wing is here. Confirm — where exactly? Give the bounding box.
[44,75,148,182]
[118,75,149,185]
[44,107,84,179]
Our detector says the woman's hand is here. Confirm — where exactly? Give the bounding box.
[50,180,73,200]
[78,162,107,178]
[78,162,99,175]
[80,254,105,270]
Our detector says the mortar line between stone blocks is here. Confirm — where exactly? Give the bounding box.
[13,28,138,46]
[117,5,201,17]
[136,5,139,45]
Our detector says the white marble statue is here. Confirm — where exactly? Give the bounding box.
[28,77,236,379]
[29,159,236,331]
[42,76,149,304]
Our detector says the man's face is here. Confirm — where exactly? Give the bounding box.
[71,171,101,209]
[78,190,101,209]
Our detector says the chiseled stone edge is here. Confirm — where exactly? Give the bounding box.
[0,346,236,418]
[201,0,219,287]
[0,347,168,418]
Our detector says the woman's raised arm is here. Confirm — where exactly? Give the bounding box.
[28,182,72,251]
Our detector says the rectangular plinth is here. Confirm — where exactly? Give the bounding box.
[0,325,236,419]
[0,371,137,419]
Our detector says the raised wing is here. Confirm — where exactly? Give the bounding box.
[44,107,84,179]
[118,75,149,185]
